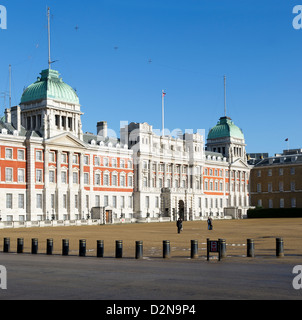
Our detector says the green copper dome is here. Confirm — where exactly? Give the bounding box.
[208,117,244,140]
[21,69,79,105]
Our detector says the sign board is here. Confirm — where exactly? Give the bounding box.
[210,241,218,253]
[207,239,221,261]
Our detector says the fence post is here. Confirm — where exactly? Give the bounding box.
[163,240,170,259]
[47,239,53,255]
[31,238,38,254]
[17,238,24,254]
[3,238,10,253]
[191,240,198,259]
[116,240,123,258]
[276,238,284,257]
[79,239,86,257]
[247,239,255,258]
[135,241,143,259]
[97,240,104,258]
[62,239,69,256]
[219,239,227,259]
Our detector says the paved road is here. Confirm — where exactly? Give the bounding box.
[0,253,301,301]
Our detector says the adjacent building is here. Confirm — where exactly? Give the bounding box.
[250,149,302,209]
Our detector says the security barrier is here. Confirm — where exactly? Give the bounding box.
[1,238,288,260]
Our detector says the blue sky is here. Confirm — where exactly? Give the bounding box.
[0,0,301,156]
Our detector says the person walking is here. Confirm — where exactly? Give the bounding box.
[207,217,213,231]
[177,217,183,234]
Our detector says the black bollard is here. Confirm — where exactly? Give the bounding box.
[116,240,123,258]
[97,240,104,258]
[247,239,255,258]
[47,239,53,255]
[191,240,198,259]
[219,239,227,259]
[276,238,284,258]
[3,238,10,253]
[163,240,171,259]
[31,238,38,254]
[62,239,69,256]
[135,241,143,259]
[17,238,24,254]
[79,239,86,257]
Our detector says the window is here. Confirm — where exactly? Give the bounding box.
[61,153,67,163]
[269,199,273,209]
[95,156,100,166]
[49,152,55,163]
[128,196,133,208]
[120,159,125,168]
[257,199,262,207]
[120,196,125,209]
[95,195,100,207]
[18,150,25,160]
[61,171,67,184]
[6,194,12,209]
[18,169,25,183]
[112,158,117,168]
[36,169,43,183]
[127,160,132,169]
[104,174,109,186]
[257,183,261,193]
[205,181,208,190]
[145,196,150,209]
[49,170,55,183]
[279,182,284,192]
[268,183,272,193]
[112,196,117,208]
[95,173,101,186]
[268,169,272,177]
[112,175,118,186]
[279,168,283,176]
[63,194,67,209]
[291,167,295,175]
[128,175,133,187]
[36,150,42,161]
[103,158,109,167]
[36,194,42,209]
[155,196,159,208]
[291,181,295,191]
[86,195,89,208]
[292,198,296,208]
[51,194,55,209]
[72,154,78,164]
[84,155,89,165]
[159,178,163,188]
[280,198,284,208]
[18,194,25,209]
[75,195,78,209]
[104,195,109,207]
[120,175,125,187]
[6,168,13,182]
[5,148,13,160]
[143,177,148,187]
[84,173,89,185]
[73,172,79,184]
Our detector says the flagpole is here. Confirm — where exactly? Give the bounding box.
[162,90,165,137]
[47,7,51,69]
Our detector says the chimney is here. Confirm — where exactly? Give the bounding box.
[97,121,108,138]
[5,108,11,124]
[11,106,21,132]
